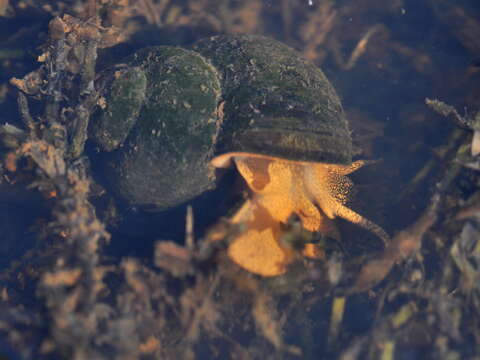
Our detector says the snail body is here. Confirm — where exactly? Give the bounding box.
[91,35,389,276]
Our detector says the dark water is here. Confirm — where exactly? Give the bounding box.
[0,1,478,359]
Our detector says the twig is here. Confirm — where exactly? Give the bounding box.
[425,98,470,129]
[17,92,35,132]
[185,205,194,249]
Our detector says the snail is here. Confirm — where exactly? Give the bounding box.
[90,34,389,276]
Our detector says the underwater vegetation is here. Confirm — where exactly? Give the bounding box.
[0,0,479,359]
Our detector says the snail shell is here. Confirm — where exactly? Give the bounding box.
[90,35,352,209]
[91,46,221,209]
[194,35,352,166]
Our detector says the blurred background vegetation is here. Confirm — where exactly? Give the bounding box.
[0,0,479,359]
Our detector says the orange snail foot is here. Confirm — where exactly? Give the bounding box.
[229,200,294,276]
[211,153,390,276]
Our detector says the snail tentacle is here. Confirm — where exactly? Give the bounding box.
[334,203,390,245]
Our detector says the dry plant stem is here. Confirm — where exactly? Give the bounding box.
[300,1,336,61]
[455,194,480,220]
[252,293,303,355]
[12,9,115,358]
[69,69,97,157]
[328,296,346,347]
[183,275,220,345]
[339,337,367,360]
[185,205,194,249]
[396,128,466,204]
[18,97,110,358]
[425,98,470,129]
[44,20,69,153]
[39,14,105,159]
[17,92,35,131]
[220,268,301,355]
[331,24,385,70]
[86,0,97,18]
[138,0,162,26]
[429,0,480,56]
[69,17,101,158]
[343,24,384,70]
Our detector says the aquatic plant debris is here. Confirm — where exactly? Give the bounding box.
[0,1,479,359]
